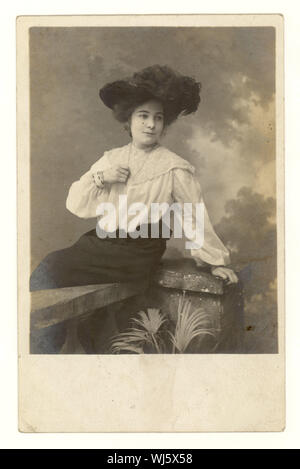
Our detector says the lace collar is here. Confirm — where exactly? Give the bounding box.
[106,143,195,185]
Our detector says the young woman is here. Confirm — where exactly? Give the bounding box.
[30,65,238,292]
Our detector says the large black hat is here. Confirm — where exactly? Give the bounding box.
[99,65,201,121]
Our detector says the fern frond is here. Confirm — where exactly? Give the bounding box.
[170,297,218,353]
[109,308,167,354]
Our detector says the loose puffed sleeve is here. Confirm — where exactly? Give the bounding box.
[66,152,111,219]
[172,168,231,267]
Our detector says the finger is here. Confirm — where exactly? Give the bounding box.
[225,273,234,285]
[228,270,238,283]
[212,270,227,280]
[231,272,239,283]
[227,271,238,285]
[118,169,129,176]
[117,169,129,176]
[117,166,129,171]
[118,166,129,174]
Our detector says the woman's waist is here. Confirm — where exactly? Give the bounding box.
[96,220,172,240]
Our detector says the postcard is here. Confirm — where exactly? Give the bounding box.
[17,14,284,432]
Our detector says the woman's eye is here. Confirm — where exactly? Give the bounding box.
[140,114,148,119]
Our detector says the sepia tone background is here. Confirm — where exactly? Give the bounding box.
[30,26,277,353]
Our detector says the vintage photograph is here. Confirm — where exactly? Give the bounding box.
[17,14,285,432]
[28,24,279,356]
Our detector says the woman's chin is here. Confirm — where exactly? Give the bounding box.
[133,138,159,148]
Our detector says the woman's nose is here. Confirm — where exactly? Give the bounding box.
[147,118,155,129]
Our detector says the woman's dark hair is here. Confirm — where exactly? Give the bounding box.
[112,94,180,132]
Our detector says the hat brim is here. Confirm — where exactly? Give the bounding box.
[99,81,157,110]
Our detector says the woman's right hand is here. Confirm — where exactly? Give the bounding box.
[102,165,130,184]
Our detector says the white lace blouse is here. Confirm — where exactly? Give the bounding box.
[66,142,230,267]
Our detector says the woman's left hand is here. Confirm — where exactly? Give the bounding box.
[211,266,239,285]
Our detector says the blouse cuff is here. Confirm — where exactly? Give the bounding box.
[92,170,105,189]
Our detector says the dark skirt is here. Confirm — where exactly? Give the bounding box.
[30,228,167,291]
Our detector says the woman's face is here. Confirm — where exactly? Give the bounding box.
[129,99,164,149]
